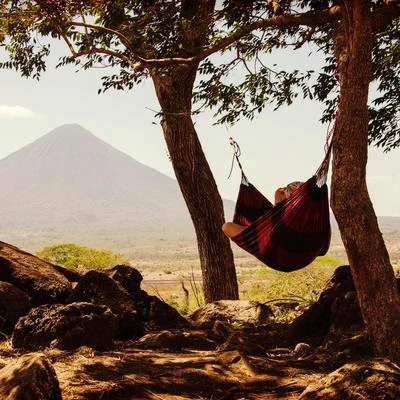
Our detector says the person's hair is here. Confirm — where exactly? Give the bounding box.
[284,181,303,198]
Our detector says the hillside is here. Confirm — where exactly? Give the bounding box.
[0,124,200,250]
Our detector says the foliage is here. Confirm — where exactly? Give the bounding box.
[239,255,343,322]
[0,1,398,149]
[240,255,342,303]
[369,20,400,151]
[147,254,343,318]
[195,1,399,150]
[37,243,129,270]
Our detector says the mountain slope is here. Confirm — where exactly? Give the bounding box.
[0,124,199,248]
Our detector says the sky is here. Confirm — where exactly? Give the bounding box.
[0,42,399,217]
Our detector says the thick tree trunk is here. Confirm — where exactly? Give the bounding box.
[331,0,400,362]
[152,66,239,303]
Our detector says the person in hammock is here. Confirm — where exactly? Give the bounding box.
[222,181,304,238]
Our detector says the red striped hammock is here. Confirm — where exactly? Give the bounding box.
[228,137,332,272]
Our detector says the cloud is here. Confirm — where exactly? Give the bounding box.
[0,105,42,119]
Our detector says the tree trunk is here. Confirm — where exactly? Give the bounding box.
[331,0,400,362]
[152,65,239,303]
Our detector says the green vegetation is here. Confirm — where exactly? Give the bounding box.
[35,240,346,320]
[243,255,343,303]
[142,253,343,319]
[37,243,129,270]
[239,255,343,322]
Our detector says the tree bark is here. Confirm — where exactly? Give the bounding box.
[149,0,238,303]
[331,0,400,362]
[152,65,239,303]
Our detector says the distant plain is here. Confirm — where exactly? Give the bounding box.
[0,124,399,312]
[3,215,399,316]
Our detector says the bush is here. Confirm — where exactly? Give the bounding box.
[37,243,129,270]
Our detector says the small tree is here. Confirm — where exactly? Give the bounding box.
[37,243,128,270]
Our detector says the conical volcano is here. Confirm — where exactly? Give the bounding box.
[0,124,193,249]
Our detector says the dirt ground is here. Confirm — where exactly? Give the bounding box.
[0,323,376,400]
[1,233,399,400]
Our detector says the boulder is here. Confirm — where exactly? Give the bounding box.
[67,270,142,338]
[136,330,189,351]
[0,281,31,332]
[136,329,217,351]
[327,290,364,341]
[0,352,61,400]
[52,263,83,282]
[106,265,189,332]
[12,302,118,350]
[143,296,190,332]
[299,358,400,400]
[107,264,144,296]
[288,265,361,342]
[0,241,72,306]
[189,300,273,328]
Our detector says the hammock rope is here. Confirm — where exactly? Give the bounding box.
[228,137,249,185]
[227,131,333,272]
[315,120,335,186]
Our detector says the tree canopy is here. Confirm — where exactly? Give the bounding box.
[1,1,398,149]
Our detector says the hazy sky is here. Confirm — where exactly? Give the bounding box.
[0,42,399,217]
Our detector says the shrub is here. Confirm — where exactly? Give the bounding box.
[37,243,129,270]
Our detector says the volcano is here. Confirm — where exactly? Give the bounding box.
[0,124,197,249]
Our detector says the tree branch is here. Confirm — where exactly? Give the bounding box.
[66,46,138,70]
[191,6,342,62]
[48,3,399,69]
[371,2,400,32]
[64,20,150,69]
[294,27,316,49]
[54,6,342,68]
[159,3,396,65]
[66,21,136,55]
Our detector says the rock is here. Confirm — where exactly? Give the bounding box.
[293,342,312,358]
[216,330,266,355]
[107,264,144,296]
[136,330,187,351]
[67,270,142,338]
[52,263,83,282]
[211,320,234,339]
[67,270,189,337]
[327,290,364,341]
[143,296,190,332]
[107,266,189,332]
[299,358,400,400]
[12,302,118,350]
[0,241,72,306]
[288,265,361,342]
[0,281,31,333]
[189,300,273,328]
[136,329,216,351]
[0,352,61,400]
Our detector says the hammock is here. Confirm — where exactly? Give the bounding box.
[228,136,332,272]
